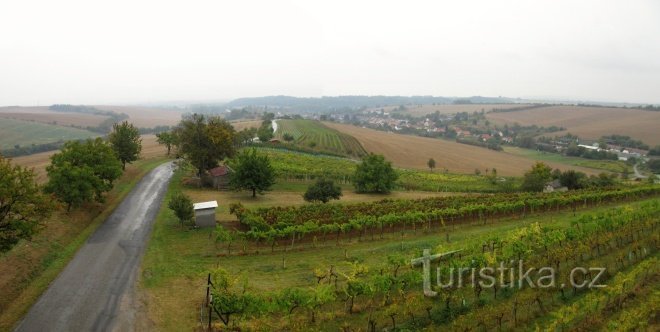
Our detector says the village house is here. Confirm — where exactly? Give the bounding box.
[206,165,233,190]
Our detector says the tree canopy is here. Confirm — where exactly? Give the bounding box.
[108,121,142,169]
[521,162,553,192]
[303,178,342,203]
[45,138,123,210]
[427,158,436,171]
[176,114,236,177]
[353,154,398,194]
[168,192,194,226]
[0,156,54,252]
[229,148,276,197]
[156,131,178,156]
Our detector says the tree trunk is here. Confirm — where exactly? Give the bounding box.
[252,188,256,197]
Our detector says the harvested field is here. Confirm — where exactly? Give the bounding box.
[94,105,183,127]
[231,120,262,131]
[486,105,660,146]
[0,106,54,114]
[371,103,532,117]
[325,122,600,176]
[0,112,108,127]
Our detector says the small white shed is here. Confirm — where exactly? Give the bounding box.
[193,201,218,228]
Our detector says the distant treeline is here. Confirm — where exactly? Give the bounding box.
[223,95,515,113]
[1,140,72,158]
[490,104,549,113]
[602,134,649,150]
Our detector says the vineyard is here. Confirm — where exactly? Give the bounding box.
[141,164,660,331]
[276,119,368,157]
[226,186,660,251]
[209,199,660,330]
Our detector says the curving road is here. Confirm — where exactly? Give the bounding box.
[15,162,175,332]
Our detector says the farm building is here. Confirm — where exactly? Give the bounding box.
[193,201,217,228]
[207,165,233,190]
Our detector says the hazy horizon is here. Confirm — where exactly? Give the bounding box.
[2,0,659,106]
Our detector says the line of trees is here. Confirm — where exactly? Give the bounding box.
[0,120,144,252]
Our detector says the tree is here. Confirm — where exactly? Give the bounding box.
[176,114,236,177]
[168,192,194,226]
[304,178,342,203]
[108,121,142,169]
[353,154,398,194]
[648,159,660,174]
[257,125,274,142]
[648,145,660,156]
[282,133,294,142]
[521,162,553,192]
[427,158,436,172]
[236,127,257,146]
[45,138,123,210]
[229,148,276,197]
[559,170,586,190]
[156,131,177,156]
[0,156,53,252]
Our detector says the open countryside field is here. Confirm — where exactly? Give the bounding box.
[0,110,109,127]
[0,118,98,150]
[0,105,183,128]
[277,119,367,157]
[325,122,600,176]
[231,119,262,131]
[486,105,660,146]
[94,105,183,127]
[371,103,533,116]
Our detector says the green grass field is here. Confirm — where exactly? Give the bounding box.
[276,119,367,157]
[259,147,507,192]
[0,118,98,149]
[504,146,632,173]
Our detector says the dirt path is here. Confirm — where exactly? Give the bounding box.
[14,162,174,332]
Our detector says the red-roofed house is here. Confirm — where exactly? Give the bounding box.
[207,165,233,190]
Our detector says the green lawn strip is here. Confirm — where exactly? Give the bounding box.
[0,157,168,330]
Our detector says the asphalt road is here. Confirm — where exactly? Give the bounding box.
[15,162,174,332]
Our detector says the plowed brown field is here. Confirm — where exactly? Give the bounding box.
[325,122,600,176]
[486,106,660,146]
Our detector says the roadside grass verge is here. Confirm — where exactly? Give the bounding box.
[0,157,168,330]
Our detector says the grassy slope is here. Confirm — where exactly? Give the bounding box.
[0,156,169,330]
[0,117,98,149]
[503,146,632,173]
[140,166,658,330]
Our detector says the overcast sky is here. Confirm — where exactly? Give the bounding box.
[1,0,659,106]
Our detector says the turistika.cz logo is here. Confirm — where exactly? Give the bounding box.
[411,249,607,297]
